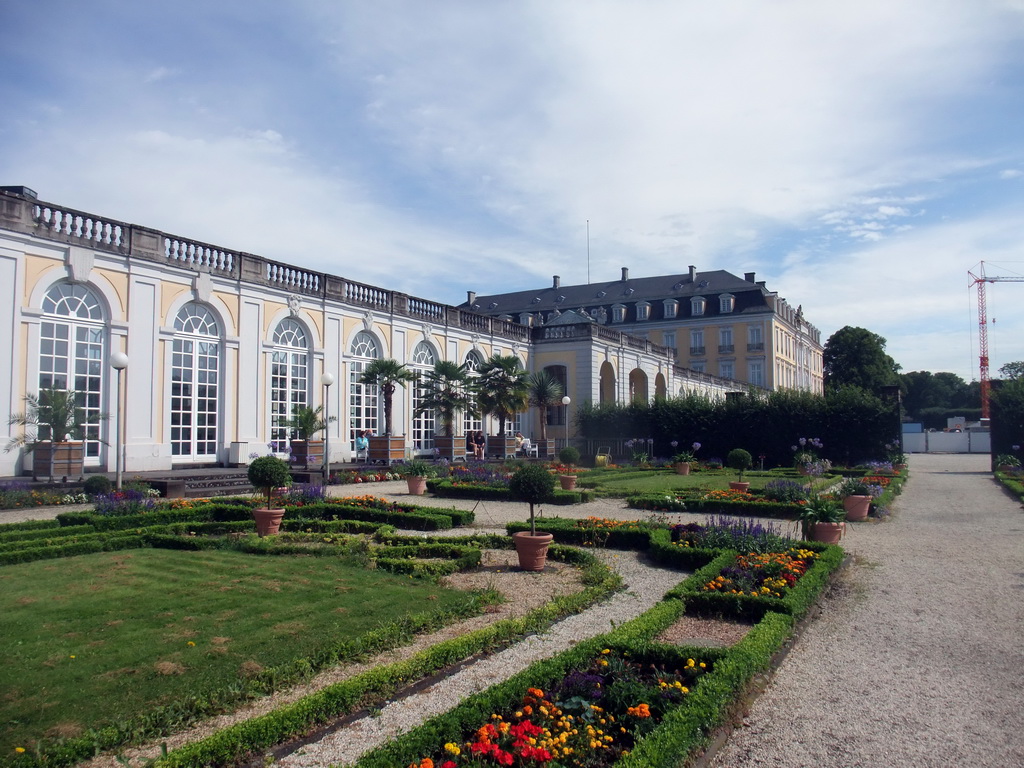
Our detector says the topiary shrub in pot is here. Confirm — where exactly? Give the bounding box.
[508,463,556,570]
[248,455,292,536]
[727,448,752,491]
[557,446,581,489]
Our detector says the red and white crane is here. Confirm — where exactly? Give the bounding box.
[968,262,1024,419]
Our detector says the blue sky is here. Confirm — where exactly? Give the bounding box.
[3,0,1024,382]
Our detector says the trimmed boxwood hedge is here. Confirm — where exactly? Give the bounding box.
[505,516,653,550]
[426,479,595,504]
[628,493,805,519]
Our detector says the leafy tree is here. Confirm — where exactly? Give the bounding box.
[476,354,528,438]
[413,360,477,437]
[823,326,900,392]
[358,358,417,436]
[998,360,1024,380]
[508,463,556,535]
[900,370,976,420]
[525,370,565,442]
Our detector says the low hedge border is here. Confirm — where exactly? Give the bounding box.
[994,469,1024,501]
[371,543,483,577]
[627,493,804,519]
[425,479,595,504]
[143,548,622,768]
[350,602,799,768]
[665,543,844,621]
[0,519,64,540]
[506,517,653,550]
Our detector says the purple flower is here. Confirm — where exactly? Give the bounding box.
[692,442,701,451]
[670,440,679,448]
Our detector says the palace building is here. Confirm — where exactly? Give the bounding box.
[0,186,816,476]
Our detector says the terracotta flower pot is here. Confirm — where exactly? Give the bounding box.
[512,531,554,571]
[252,508,285,537]
[558,474,577,490]
[843,495,871,521]
[406,476,428,495]
[675,462,691,475]
[728,481,750,492]
[811,521,845,544]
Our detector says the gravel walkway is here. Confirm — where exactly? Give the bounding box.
[709,453,1024,768]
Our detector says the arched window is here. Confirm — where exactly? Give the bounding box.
[411,342,437,451]
[39,283,106,459]
[170,303,220,459]
[348,331,381,447]
[270,319,309,450]
[463,350,484,436]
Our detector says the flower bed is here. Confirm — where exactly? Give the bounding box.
[405,648,709,767]
[506,517,652,549]
[701,549,819,598]
[627,490,804,519]
[428,479,594,505]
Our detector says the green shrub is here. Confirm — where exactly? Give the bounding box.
[558,445,580,466]
[83,475,113,495]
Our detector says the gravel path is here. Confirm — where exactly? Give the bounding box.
[709,453,1024,768]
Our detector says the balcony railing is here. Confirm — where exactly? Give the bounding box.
[747,342,765,352]
[718,344,734,354]
[689,346,705,356]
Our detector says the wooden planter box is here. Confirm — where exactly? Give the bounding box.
[535,439,556,459]
[368,435,406,465]
[289,439,324,469]
[434,436,467,461]
[32,441,85,481]
[487,436,518,459]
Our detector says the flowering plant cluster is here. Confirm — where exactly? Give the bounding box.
[792,437,828,472]
[448,464,513,488]
[548,463,585,476]
[93,487,159,516]
[332,494,419,514]
[861,460,895,474]
[334,470,401,484]
[624,438,653,465]
[762,479,810,504]
[671,515,795,554]
[0,481,104,510]
[670,441,702,464]
[702,548,819,597]
[411,649,708,768]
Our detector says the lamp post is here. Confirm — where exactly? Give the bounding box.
[321,373,335,484]
[561,395,571,453]
[110,352,129,490]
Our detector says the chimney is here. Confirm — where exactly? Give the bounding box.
[466,290,476,306]
[553,275,560,289]
[688,265,696,281]
[621,267,629,281]
[744,272,755,282]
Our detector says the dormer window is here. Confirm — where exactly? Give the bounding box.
[636,301,651,321]
[719,294,735,313]
[611,304,626,323]
[519,312,534,326]
[691,297,706,316]
[663,299,678,319]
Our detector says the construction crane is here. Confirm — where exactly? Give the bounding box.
[968,261,1024,419]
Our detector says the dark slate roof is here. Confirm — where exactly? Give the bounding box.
[462,269,774,324]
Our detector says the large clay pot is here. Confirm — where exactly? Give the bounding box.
[512,531,554,571]
[728,481,750,492]
[406,476,428,495]
[811,521,845,544]
[558,474,577,490]
[675,462,691,475]
[843,495,871,522]
[253,508,286,537]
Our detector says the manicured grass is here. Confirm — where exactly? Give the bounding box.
[587,469,785,494]
[0,547,482,754]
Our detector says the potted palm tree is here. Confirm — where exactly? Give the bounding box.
[248,455,292,536]
[476,354,528,458]
[359,358,417,465]
[526,370,564,459]
[509,463,556,571]
[6,387,106,480]
[414,360,477,461]
[280,404,334,468]
[727,448,752,491]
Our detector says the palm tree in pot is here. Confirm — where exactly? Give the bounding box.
[247,455,292,536]
[280,404,335,467]
[508,463,556,571]
[476,354,528,458]
[359,358,417,464]
[6,387,107,480]
[526,370,564,458]
[414,360,477,459]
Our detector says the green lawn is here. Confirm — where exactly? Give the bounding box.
[0,547,483,753]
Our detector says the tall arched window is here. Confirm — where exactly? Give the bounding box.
[270,319,309,450]
[462,350,484,436]
[170,303,220,459]
[348,331,380,448]
[39,283,106,459]
[411,342,436,451]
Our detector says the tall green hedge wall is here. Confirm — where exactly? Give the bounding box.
[577,386,898,467]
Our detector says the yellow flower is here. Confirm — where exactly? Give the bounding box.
[444,743,460,756]
[601,648,611,654]
[15,748,26,753]
[187,641,196,647]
